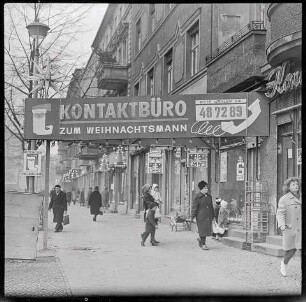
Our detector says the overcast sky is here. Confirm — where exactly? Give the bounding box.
[72,3,108,68]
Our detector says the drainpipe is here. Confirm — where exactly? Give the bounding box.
[211,4,213,55]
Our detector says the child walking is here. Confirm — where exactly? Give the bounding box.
[216,200,230,241]
[141,203,158,246]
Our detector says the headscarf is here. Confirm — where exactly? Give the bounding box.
[142,184,151,193]
[151,184,159,191]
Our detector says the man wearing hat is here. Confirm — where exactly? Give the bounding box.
[191,180,215,250]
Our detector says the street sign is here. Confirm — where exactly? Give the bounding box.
[24,93,269,141]
[187,148,209,168]
[147,148,163,174]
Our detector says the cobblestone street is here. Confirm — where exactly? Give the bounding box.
[5,204,302,298]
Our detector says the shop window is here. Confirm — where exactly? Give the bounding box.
[136,19,142,52]
[165,49,173,93]
[147,68,154,95]
[186,22,199,77]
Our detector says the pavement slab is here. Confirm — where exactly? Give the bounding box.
[4,204,302,298]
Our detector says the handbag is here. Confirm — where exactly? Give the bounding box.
[212,220,225,234]
[63,214,70,225]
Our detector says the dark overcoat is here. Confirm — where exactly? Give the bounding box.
[48,191,67,224]
[145,209,157,233]
[89,191,102,215]
[191,192,215,237]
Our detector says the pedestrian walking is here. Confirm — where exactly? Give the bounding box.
[191,180,215,250]
[212,197,221,240]
[80,189,85,207]
[141,202,158,246]
[101,186,110,212]
[141,184,155,222]
[88,186,103,221]
[48,184,68,232]
[86,187,93,208]
[276,177,301,277]
[216,199,230,241]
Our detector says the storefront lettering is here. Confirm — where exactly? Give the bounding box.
[60,97,187,121]
[191,121,226,137]
[265,61,302,98]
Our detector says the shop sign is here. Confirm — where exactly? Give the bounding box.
[220,152,227,182]
[265,61,302,98]
[24,93,269,141]
[297,148,302,165]
[187,148,209,168]
[23,150,42,176]
[236,156,245,181]
[147,148,163,174]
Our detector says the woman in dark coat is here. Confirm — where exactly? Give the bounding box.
[191,180,215,250]
[48,185,68,232]
[141,184,155,222]
[88,186,103,221]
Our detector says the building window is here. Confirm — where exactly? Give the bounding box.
[150,4,156,33]
[122,39,127,64]
[147,68,154,95]
[187,22,199,77]
[136,19,142,52]
[134,82,140,96]
[165,49,173,93]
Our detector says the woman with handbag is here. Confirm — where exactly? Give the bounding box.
[48,185,68,232]
[191,181,215,250]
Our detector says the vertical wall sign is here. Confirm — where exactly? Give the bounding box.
[220,151,227,182]
[187,148,209,168]
[23,150,42,176]
[236,156,245,181]
[147,148,163,174]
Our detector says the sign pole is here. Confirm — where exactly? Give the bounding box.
[43,140,50,249]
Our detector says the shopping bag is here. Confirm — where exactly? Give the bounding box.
[63,214,70,225]
[154,207,162,219]
[212,220,219,233]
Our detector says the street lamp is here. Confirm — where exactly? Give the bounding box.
[26,20,50,193]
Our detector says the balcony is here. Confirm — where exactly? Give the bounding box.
[97,62,128,92]
[206,21,267,93]
[76,145,101,161]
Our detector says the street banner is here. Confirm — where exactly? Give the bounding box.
[23,150,42,176]
[187,148,209,168]
[24,93,269,141]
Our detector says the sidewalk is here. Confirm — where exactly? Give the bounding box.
[5,204,302,297]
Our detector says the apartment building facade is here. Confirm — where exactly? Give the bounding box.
[56,3,302,238]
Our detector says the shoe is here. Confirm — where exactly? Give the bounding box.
[99,211,103,215]
[54,229,60,232]
[197,237,202,248]
[150,241,158,246]
[141,241,145,246]
[93,217,96,221]
[154,240,160,244]
[201,245,209,250]
[280,260,287,277]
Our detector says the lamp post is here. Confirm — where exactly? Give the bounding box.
[26,16,50,249]
[26,19,50,193]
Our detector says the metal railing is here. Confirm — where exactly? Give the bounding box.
[206,21,266,64]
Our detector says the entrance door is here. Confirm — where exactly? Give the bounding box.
[277,123,293,201]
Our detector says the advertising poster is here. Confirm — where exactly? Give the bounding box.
[220,151,227,182]
[23,150,42,176]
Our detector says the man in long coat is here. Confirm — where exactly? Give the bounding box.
[48,184,68,232]
[89,186,102,221]
[191,180,215,250]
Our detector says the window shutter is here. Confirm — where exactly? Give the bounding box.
[155,62,162,95]
[140,78,146,96]
[174,39,184,83]
[141,13,148,43]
